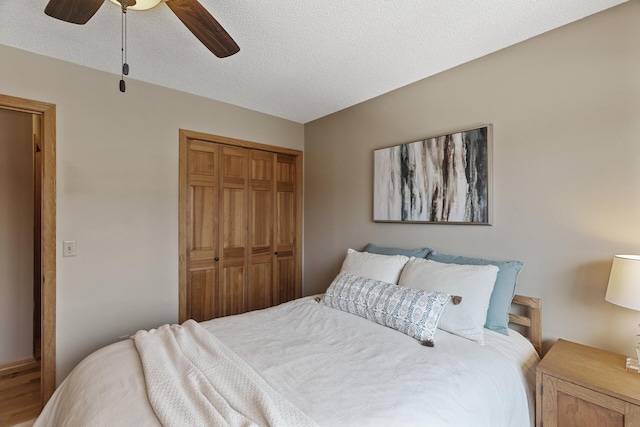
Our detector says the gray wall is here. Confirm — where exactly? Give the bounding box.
[0,44,304,382]
[0,109,33,363]
[1,0,637,382]
[304,1,640,355]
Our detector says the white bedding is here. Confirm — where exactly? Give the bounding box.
[134,320,317,427]
[36,296,539,427]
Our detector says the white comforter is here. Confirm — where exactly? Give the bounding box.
[36,296,539,427]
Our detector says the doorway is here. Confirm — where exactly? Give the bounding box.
[0,94,56,425]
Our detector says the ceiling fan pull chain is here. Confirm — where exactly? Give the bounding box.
[123,4,129,76]
[119,3,128,92]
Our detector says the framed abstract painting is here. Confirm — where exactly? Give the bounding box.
[374,125,492,224]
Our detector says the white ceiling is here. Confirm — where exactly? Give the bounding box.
[0,0,628,123]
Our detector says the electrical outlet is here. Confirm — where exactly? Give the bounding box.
[63,240,76,257]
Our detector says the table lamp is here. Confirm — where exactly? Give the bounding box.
[605,254,640,372]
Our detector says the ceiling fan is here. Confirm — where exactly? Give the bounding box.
[44,0,240,58]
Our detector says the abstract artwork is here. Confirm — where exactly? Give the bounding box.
[374,125,491,224]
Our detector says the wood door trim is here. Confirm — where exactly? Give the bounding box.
[178,131,189,322]
[178,129,303,322]
[0,94,56,406]
[180,129,303,157]
[0,356,35,373]
[293,152,303,299]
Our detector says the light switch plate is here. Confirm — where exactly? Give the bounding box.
[63,240,76,257]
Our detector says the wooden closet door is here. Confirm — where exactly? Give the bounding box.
[274,154,297,304]
[218,146,249,317]
[185,141,219,322]
[179,130,302,323]
[247,150,276,311]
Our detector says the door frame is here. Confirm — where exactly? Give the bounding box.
[178,129,303,323]
[0,94,56,405]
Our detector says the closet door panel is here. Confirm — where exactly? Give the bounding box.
[251,190,272,249]
[222,188,245,249]
[219,146,248,316]
[248,151,275,311]
[188,144,218,262]
[189,185,216,262]
[186,141,219,321]
[275,154,297,304]
[276,257,295,304]
[248,262,272,311]
[248,189,273,311]
[187,268,215,321]
[219,265,245,316]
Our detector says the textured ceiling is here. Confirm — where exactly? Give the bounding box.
[0,0,628,123]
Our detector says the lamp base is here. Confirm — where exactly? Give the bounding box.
[626,357,640,373]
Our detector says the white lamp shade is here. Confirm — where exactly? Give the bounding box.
[109,0,163,11]
[605,255,640,311]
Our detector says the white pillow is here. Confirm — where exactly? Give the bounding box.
[340,248,409,284]
[398,258,498,344]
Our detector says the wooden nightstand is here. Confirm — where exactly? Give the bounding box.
[536,339,640,427]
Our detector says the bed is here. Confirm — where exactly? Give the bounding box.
[35,248,542,427]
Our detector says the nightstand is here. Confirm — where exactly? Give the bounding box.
[536,339,640,427]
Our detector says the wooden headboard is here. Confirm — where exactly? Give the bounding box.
[509,295,542,356]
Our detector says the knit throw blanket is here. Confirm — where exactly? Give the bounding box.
[133,320,317,427]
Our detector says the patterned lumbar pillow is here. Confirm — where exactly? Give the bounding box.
[322,270,459,346]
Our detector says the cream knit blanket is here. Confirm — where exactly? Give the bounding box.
[133,320,317,427]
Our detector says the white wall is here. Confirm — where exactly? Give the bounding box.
[0,43,304,381]
[304,2,640,356]
[0,109,34,364]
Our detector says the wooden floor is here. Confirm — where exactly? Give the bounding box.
[0,351,41,427]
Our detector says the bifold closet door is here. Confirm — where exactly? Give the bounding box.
[247,150,276,311]
[275,153,297,305]
[218,145,249,317]
[183,135,300,322]
[185,141,219,322]
[247,151,298,309]
[186,142,248,321]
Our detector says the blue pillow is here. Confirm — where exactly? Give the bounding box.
[427,252,523,335]
[365,243,433,259]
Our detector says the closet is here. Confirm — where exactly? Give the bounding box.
[179,131,302,323]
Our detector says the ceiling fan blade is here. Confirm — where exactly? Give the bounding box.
[44,0,105,24]
[166,0,240,58]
